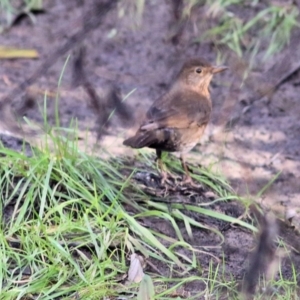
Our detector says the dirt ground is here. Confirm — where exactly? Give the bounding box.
[1,0,300,296]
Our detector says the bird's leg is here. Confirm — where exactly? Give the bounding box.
[156,150,180,185]
[180,154,193,184]
[180,155,202,188]
[156,149,168,184]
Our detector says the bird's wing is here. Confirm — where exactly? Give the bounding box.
[141,90,211,131]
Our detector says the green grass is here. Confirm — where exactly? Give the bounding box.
[196,0,299,58]
[0,137,237,299]
[0,103,298,298]
[0,69,255,298]
[0,60,296,298]
[0,1,299,297]
[0,57,297,299]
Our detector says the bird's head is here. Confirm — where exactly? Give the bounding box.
[177,58,227,95]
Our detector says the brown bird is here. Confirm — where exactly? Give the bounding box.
[123,58,227,184]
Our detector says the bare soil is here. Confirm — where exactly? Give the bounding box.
[1,0,300,297]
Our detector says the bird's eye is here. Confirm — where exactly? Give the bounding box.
[196,68,202,74]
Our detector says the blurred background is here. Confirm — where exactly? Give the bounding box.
[0,0,300,223]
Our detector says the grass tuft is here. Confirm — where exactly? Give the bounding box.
[190,0,300,58]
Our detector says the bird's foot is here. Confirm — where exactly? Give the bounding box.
[181,175,193,185]
[181,175,202,189]
[159,172,173,196]
[160,171,168,185]
[160,171,180,186]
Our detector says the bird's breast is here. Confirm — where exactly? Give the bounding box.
[177,123,207,153]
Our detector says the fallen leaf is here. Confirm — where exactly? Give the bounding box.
[128,253,145,283]
[0,46,39,59]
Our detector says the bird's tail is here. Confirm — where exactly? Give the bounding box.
[123,131,156,149]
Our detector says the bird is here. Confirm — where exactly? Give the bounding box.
[123,58,227,184]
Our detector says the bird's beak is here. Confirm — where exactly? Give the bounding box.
[211,65,228,74]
